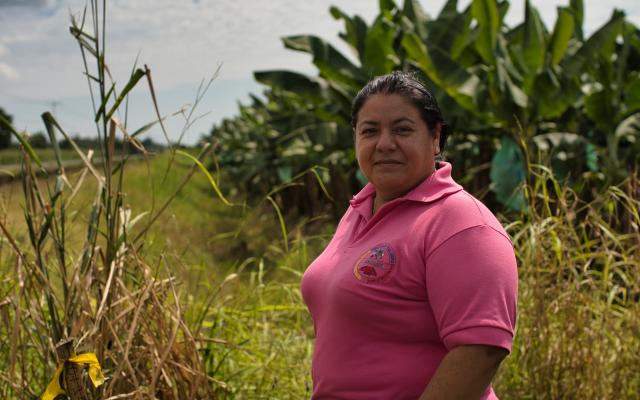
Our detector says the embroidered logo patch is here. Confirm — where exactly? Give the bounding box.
[353,243,396,282]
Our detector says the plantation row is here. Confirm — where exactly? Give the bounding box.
[209,0,640,216]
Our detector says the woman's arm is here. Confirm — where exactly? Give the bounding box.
[419,344,508,400]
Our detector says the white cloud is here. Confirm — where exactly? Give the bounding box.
[0,0,60,10]
[2,0,635,99]
[1,32,41,46]
[1,0,639,144]
[0,62,18,80]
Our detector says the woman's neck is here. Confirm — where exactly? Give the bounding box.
[371,165,439,215]
[372,195,385,215]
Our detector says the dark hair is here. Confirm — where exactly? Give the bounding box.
[351,71,448,153]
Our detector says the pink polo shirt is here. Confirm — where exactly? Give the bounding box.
[300,162,518,399]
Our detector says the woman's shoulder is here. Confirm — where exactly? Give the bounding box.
[418,189,511,247]
[440,189,499,222]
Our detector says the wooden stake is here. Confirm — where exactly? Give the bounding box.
[55,337,89,400]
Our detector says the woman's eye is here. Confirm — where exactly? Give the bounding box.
[394,126,413,135]
[360,128,377,136]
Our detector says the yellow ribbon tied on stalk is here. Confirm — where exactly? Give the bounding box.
[41,353,104,400]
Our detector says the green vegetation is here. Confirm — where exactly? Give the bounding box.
[0,2,218,397]
[0,0,639,399]
[0,150,318,398]
[496,168,640,397]
[210,0,640,213]
[0,148,79,166]
[4,150,638,398]
[0,107,13,150]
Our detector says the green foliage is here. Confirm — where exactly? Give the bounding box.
[211,88,356,217]
[494,167,640,398]
[4,150,638,398]
[0,148,77,166]
[188,164,640,398]
[27,131,49,149]
[0,107,12,149]
[200,261,314,398]
[0,111,42,167]
[210,0,640,213]
[0,2,217,398]
[490,136,527,210]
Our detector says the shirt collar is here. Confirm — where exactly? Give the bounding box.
[349,162,463,209]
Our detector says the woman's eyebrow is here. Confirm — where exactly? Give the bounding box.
[392,117,415,124]
[359,117,416,126]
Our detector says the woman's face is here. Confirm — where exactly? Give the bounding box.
[354,93,440,203]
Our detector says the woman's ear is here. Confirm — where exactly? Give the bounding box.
[433,124,442,155]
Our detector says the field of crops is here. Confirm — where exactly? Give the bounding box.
[1,0,639,398]
[1,146,638,399]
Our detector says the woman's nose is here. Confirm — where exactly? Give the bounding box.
[375,129,397,152]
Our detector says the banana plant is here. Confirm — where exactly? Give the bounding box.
[211,0,640,214]
[401,0,636,208]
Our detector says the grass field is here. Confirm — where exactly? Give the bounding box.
[0,149,324,398]
[0,148,79,166]
[1,148,638,399]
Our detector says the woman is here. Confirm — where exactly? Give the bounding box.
[300,71,518,399]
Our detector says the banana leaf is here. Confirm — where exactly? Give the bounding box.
[490,136,527,211]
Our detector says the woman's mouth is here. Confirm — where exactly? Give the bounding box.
[374,159,402,165]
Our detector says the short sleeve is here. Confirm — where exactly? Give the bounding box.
[425,225,518,351]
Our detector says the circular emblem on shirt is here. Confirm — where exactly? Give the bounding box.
[353,243,396,282]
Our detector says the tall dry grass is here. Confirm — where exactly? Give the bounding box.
[179,163,640,399]
[495,166,640,398]
[0,1,221,398]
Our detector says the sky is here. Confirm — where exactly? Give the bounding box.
[1,0,639,145]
